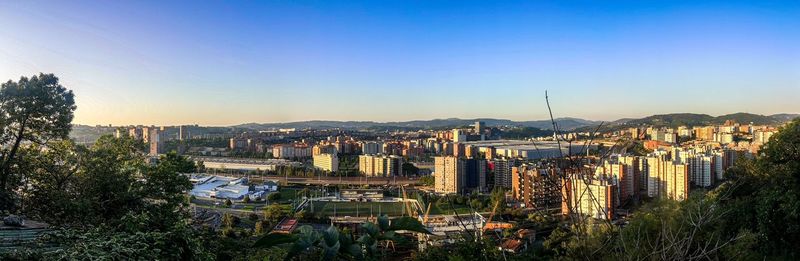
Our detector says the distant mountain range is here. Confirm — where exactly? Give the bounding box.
[233,117,598,131]
[233,113,798,131]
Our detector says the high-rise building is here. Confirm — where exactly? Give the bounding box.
[562,175,617,220]
[630,128,641,140]
[644,153,689,201]
[694,126,715,141]
[474,121,484,135]
[453,143,466,157]
[491,158,517,189]
[178,125,189,141]
[358,154,403,177]
[511,164,561,210]
[313,153,339,172]
[617,155,641,198]
[677,126,692,137]
[465,158,488,192]
[272,144,312,159]
[434,156,487,194]
[453,129,467,143]
[435,156,463,194]
[596,155,640,199]
[753,129,776,144]
[361,141,384,155]
[149,128,164,156]
[128,128,143,141]
[313,144,337,156]
[716,133,734,144]
[687,155,714,187]
[142,127,150,142]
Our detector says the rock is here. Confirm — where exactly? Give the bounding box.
[3,214,24,227]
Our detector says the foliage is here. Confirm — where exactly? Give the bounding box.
[263,204,287,224]
[40,222,213,260]
[419,175,434,186]
[501,127,551,140]
[13,134,206,258]
[268,192,282,202]
[0,73,76,209]
[222,213,239,228]
[255,220,270,235]
[253,215,430,260]
[412,237,507,261]
[489,186,507,213]
[714,118,800,258]
[402,162,419,176]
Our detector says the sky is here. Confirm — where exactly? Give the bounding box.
[1,0,798,126]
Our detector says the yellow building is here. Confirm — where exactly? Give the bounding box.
[313,153,339,172]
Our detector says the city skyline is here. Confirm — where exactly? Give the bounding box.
[2,1,799,126]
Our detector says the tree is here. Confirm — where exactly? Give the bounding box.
[419,175,434,186]
[254,220,269,235]
[263,204,286,224]
[15,140,80,222]
[222,213,238,228]
[716,118,800,257]
[267,192,282,202]
[0,73,76,209]
[469,198,483,210]
[253,215,431,260]
[490,187,507,213]
[402,162,419,176]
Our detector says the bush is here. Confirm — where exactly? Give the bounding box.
[267,192,281,202]
[248,212,259,221]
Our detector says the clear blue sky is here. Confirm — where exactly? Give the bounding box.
[1,0,798,126]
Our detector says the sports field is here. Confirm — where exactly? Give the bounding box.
[308,201,408,217]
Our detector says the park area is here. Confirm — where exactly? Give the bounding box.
[308,201,407,217]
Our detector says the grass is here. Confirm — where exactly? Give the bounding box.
[279,188,298,200]
[428,203,473,215]
[308,201,407,217]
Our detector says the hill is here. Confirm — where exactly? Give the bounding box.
[770,113,800,122]
[231,117,599,131]
[574,112,796,133]
[624,113,715,127]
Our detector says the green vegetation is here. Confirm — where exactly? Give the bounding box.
[402,162,420,176]
[310,201,407,217]
[501,126,551,140]
[419,175,434,186]
[626,112,782,127]
[253,215,430,260]
[0,73,76,210]
[335,154,360,176]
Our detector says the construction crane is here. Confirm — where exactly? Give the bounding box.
[400,185,416,217]
[482,200,501,231]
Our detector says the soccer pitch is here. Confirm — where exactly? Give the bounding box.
[308,201,408,217]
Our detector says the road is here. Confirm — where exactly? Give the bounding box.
[206,173,423,186]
